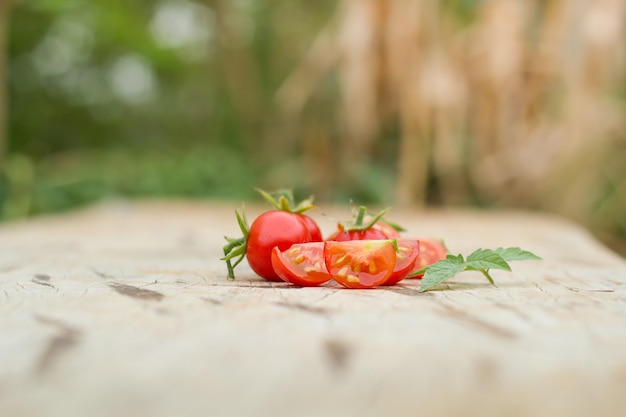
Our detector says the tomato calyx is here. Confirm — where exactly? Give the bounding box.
[328,203,405,239]
[256,188,316,214]
[221,207,250,279]
[342,205,388,232]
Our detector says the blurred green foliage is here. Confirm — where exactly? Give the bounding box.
[2,0,625,258]
[3,0,337,219]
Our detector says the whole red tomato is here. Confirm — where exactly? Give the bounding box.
[222,189,322,281]
[246,211,319,280]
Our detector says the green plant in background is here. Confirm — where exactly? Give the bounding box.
[2,0,337,216]
[1,0,625,257]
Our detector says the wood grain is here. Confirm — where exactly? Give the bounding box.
[1,200,625,417]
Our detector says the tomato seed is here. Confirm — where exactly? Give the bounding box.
[347,275,360,283]
[368,261,377,274]
[333,255,348,267]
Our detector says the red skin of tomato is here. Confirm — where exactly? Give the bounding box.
[324,240,396,289]
[372,222,401,239]
[409,238,447,278]
[300,215,323,242]
[271,242,331,287]
[379,239,420,286]
[326,227,389,241]
[246,211,316,281]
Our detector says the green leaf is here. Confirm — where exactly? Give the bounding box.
[417,246,541,292]
[419,257,467,292]
[466,249,511,271]
[235,208,249,239]
[445,253,465,263]
[494,247,542,262]
[382,218,406,233]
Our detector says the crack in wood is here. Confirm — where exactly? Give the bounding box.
[32,274,56,289]
[34,315,80,375]
[565,286,615,293]
[214,283,291,289]
[108,283,165,301]
[200,297,223,305]
[439,303,518,340]
[383,286,434,297]
[274,301,329,315]
[90,268,116,280]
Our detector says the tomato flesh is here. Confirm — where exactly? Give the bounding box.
[379,239,420,286]
[409,238,447,278]
[324,240,396,289]
[271,242,331,286]
[246,211,316,281]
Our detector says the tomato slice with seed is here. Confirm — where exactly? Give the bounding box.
[379,239,420,286]
[324,240,396,289]
[271,242,331,287]
[409,238,447,278]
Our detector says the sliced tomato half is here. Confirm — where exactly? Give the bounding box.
[409,238,447,278]
[324,240,396,289]
[379,239,420,286]
[271,242,331,287]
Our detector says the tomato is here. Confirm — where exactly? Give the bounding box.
[223,189,323,281]
[409,238,447,278]
[379,239,420,286]
[327,226,389,241]
[371,220,402,239]
[246,211,316,281]
[271,242,331,286]
[300,215,323,242]
[324,240,396,289]
[326,205,403,241]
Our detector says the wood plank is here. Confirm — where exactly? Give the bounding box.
[1,200,625,417]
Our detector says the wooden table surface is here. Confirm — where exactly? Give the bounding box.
[1,200,625,417]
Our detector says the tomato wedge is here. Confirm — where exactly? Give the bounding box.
[409,238,447,278]
[324,240,396,289]
[379,239,420,286]
[271,242,331,287]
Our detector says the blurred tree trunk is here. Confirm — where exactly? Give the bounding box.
[0,0,10,169]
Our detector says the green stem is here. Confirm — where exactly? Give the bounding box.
[480,269,495,286]
[223,247,235,279]
[222,237,245,280]
[279,196,291,211]
[355,206,366,226]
